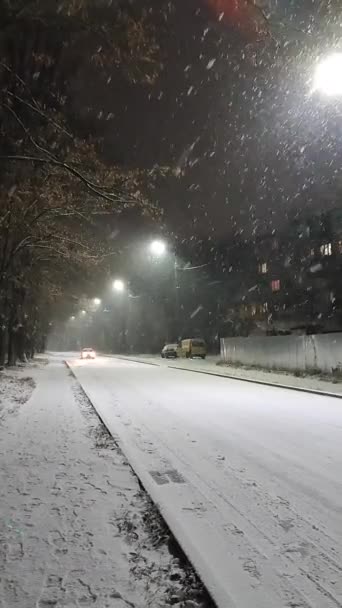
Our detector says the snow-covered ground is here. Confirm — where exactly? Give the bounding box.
[112,353,342,396]
[0,369,36,423]
[0,359,210,608]
[69,354,342,608]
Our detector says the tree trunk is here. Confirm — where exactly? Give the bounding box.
[7,325,16,366]
[7,307,20,366]
[0,327,6,367]
[16,325,26,362]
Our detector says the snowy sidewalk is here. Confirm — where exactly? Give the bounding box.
[0,360,208,608]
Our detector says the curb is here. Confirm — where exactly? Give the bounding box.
[101,355,342,400]
[65,360,77,377]
[167,365,342,400]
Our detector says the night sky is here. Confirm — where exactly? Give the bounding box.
[70,1,342,244]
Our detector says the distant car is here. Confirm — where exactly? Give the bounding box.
[81,347,96,360]
[161,343,179,359]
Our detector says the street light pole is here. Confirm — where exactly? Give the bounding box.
[149,240,181,341]
[112,278,128,353]
[148,239,209,341]
[174,254,181,341]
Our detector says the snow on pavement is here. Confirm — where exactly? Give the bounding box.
[70,355,342,608]
[0,360,211,608]
[112,353,342,396]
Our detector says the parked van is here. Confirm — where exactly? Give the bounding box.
[180,338,206,359]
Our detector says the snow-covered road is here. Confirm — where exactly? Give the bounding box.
[69,354,342,608]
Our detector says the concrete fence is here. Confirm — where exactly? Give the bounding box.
[220,333,342,374]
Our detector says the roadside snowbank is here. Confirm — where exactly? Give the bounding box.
[0,369,35,423]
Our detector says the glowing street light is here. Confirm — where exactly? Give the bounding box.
[113,279,125,293]
[149,239,167,257]
[313,53,342,97]
[81,310,87,315]
[70,315,76,321]
[93,297,101,306]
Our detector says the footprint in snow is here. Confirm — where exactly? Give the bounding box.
[49,530,68,555]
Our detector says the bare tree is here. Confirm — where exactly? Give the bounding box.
[0,0,168,364]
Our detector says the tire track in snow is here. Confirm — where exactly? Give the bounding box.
[116,401,342,608]
[130,399,342,608]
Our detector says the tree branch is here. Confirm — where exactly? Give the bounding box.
[5,89,73,139]
[0,61,36,99]
[0,155,140,205]
[3,102,59,162]
[3,92,146,202]
[0,210,11,227]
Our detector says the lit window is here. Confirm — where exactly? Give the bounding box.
[338,241,342,254]
[250,305,257,316]
[258,262,268,274]
[271,279,280,292]
[320,243,332,256]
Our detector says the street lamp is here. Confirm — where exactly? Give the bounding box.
[93,297,101,306]
[148,238,181,340]
[81,310,87,315]
[113,279,125,293]
[149,239,167,257]
[313,53,342,97]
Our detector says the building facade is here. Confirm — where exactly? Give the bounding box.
[222,208,342,335]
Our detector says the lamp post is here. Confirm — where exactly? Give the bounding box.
[112,278,128,352]
[148,239,180,340]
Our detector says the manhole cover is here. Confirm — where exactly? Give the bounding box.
[149,469,186,485]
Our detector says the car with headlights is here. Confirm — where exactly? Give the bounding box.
[81,347,96,360]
